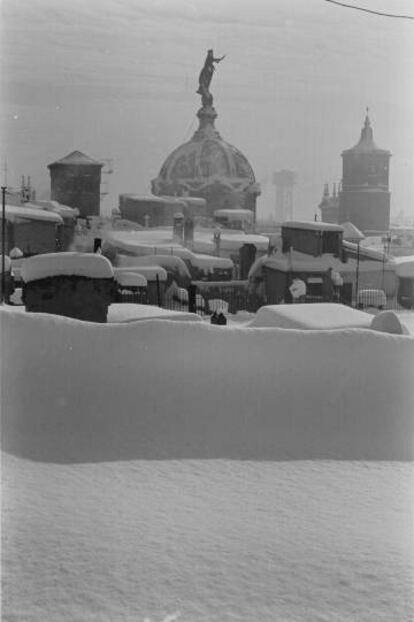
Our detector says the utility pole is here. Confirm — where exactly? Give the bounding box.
[355,241,360,307]
[1,186,6,303]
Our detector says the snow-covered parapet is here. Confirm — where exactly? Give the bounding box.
[21,253,114,283]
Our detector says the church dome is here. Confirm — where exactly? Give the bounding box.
[151,105,260,217]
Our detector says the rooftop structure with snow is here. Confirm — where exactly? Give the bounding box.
[21,252,116,322]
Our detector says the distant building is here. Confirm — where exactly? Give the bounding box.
[338,113,391,232]
[48,151,103,218]
[119,195,191,227]
[281,221,344,257]
[272,170,296,222]
[318,183,340,224]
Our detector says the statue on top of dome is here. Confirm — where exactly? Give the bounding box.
[197,49,225,107]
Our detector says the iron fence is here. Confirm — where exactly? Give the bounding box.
[117,278,412,315]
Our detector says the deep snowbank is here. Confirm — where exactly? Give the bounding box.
[3,456,413,622]
[1,309,413,462]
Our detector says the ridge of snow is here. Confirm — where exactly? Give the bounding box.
[1,308,413,463]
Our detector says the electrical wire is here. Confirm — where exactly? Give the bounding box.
[324,0,414,20]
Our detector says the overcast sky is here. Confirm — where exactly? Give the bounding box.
[1,0,414,220]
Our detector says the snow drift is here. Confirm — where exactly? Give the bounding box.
[1,309,413,463]
[248,303,373,330]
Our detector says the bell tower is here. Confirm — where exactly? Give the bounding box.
[339,111,391,232]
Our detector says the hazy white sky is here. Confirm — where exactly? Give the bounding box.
[1,0,414,220]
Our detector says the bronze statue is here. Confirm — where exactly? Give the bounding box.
[197,49,225,107]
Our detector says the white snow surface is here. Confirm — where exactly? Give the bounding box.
[1,309,414,621]
[249,303,374,330]
[107,303,202,324]
[21,252,114,282]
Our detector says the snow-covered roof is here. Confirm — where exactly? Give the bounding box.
[104,230,191,257]
[282,221,344,232]
[48,150,103,167]
[180,196,206,208]
[25,201,78,219]
[343,240,389,262]
[120,194,187,207]
[190,253,233,271]
[261,248,395,275]
[214,209,254,218]
[114,266,167,281]
[5,205,64,224]
[216,233,269,252]
[21,252,114,283]
[105,228,270,255]
[116,253,191,280]
[249,303,373,330]
[393,259,414,278]
[341,221,365,241]
[115,272,147,287]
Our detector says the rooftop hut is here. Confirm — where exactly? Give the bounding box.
[2,205,63,256]
[48,151,103,218]
[118,195,189,228]
[21,253,116,322]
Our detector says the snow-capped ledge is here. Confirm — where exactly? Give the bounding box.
[21,252,114,283]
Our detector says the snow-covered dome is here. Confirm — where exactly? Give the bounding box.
[151,105,260,217]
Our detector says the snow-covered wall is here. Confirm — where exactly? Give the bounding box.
[1,309,413,463]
